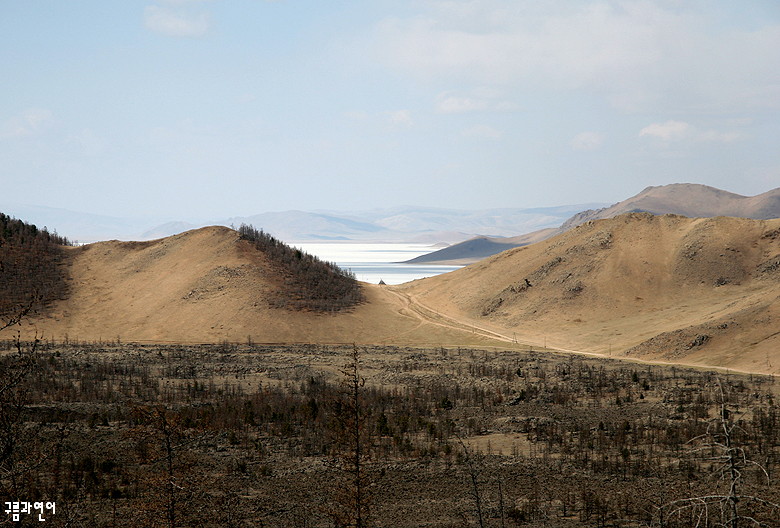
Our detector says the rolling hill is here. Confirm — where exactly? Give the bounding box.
[9,209,780,374]
[404,228,556,265]
[19,225,502,347]
[412,184,780,264]
[401,213,780,372]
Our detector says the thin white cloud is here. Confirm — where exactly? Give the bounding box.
[435,91,519,114]
[345,110,370,121]
[386,109,413,126]
[345,109,414,129]
[639,120,691,141]
[144,5,210,38]
[462,124,502,140]
[374,1,780,114]
[0,108,53,139]
[67,129,107,156]
[639,120,744,143]
[376,4,667,87]
[571,131,604,151]
[696,130,744,143]
[437,96,489,114]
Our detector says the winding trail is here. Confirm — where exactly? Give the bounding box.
[384,286,769,376]
[387,286,598,355]
[385,287,522,346]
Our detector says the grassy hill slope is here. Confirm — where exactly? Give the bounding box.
[402,213,780,372]
[25,225,502,347]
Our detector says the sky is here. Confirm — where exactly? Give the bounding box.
[1,0,779,222]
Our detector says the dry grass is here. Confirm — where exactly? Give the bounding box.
[15,214,780,374]
[2,342,780,527]
[403,213,780,373]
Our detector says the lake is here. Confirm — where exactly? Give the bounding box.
[293,242,463,285]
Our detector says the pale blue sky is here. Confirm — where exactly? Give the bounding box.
[2,1,778,221]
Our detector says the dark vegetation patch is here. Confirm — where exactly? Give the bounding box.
[481,296,504,316]
[0,213,73,322]
[563,280,585,298]
[238,223,364,312]
[757,255,780,275]
[2,340,779,527]
[761,227,780,240]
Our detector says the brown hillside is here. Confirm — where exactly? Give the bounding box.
[17,218,780,374]
[401,213,780,373]
[560,183,780,230]
[412,183,780,265]
[23,226,503,347]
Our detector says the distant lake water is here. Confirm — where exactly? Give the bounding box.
[293,242,463,285]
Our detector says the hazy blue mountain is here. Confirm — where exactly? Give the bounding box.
[140,221,199,240]
[558,184,780,230]
[0,203,150,243]
[144,204,607,244]
[0,202,606,245]
[224,210,386,241]
[410,184,780,264]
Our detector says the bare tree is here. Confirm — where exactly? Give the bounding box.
[657,379,780,527]
[130,404,200,528]
[0,304,41,497]
[456,437,485,528]
[327,345,374,528]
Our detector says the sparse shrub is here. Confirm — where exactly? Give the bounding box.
[237,223,364,312]
[0,213,73,319]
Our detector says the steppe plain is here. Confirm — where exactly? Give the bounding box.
[4,185,780,527]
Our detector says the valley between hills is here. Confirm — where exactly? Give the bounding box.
[16,210,780,376]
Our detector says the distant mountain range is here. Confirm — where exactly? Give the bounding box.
[558,183,780,230]
[0,203,605,245]
[0,203,147,243]
[409,184,780,264]
[5,184,777,255]
[153,204,605,245]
